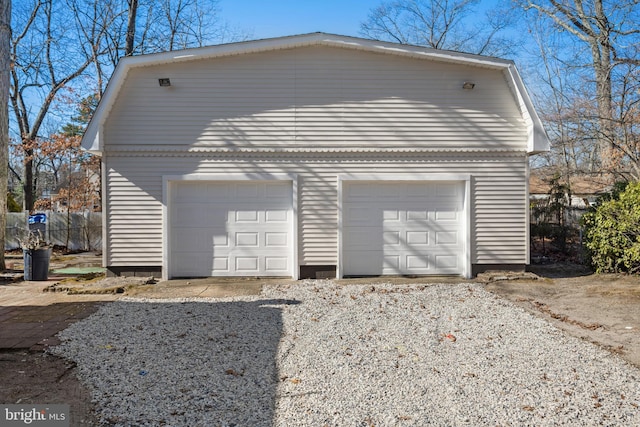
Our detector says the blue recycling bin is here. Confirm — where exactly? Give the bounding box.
[28,213,47,237]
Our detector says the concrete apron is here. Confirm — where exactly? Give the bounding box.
[0,277,288,350]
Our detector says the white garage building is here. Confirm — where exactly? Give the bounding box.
[82,33,550,280]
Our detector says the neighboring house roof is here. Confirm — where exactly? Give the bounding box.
[529,171,615,196]
[82,32,550,155]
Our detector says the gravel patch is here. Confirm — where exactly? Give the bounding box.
[51,281,640,426]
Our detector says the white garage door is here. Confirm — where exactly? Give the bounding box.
[169,181,293,277]
[342,181,465,276]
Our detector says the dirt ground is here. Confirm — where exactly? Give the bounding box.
[1,264,639,426]
[484,263,640,368]
[0,350,101,426]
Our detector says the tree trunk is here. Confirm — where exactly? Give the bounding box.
[125,0,138,56]
[24,148,33,212]
[590,1,616,172]
[0,0,10,270]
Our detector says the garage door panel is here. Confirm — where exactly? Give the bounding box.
[407,210,428,221]
[436,231,458,245]
[206,184,231,199]
[265,209,289,222]
[435,254,458,270]
[406,185,430,197]
[265,256,288,272]
[436,182,462,198]
[212,232,229,247]
[236,256,259,272]
[173,229,212,252]
[173,183,209,202]
[346,206,375,224]
[212,257,229,272]
[173,205,213,227]
[345,183,375,198]
[344,250,384,275]
[235,183,259,198]
[234,210,259,223]
[378,183,401,198]
[235,232,259,247]
[384,231,401,246]
[343,181,464,276]
[174,251,214,277]
[406,231,429,245]
[265,182,292,198]
[383,210,400,221]
[265,232,288,247]
[170,181,292,277]
[435,209,459,221]
[383,255,400,271]
[406,255,430,270]
[345,228,381,248]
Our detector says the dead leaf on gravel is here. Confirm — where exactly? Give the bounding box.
[441,333,457,342]
[225,368,244,377]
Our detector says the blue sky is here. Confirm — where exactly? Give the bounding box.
[218,0,504,41]
[218,0,377,39]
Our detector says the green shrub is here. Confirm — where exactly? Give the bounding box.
[582,181,640,273]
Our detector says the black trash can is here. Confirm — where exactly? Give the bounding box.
[23,248,52,281]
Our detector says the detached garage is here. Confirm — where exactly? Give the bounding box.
[82,33,550,280]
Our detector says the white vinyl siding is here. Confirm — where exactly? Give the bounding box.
[474,178,529,263]
[299,175,338,264]
[104,46,526,152]
[103,154,527,268]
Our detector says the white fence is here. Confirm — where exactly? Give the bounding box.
[5,211,102,251]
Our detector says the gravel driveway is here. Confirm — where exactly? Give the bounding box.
[51,281,640,426]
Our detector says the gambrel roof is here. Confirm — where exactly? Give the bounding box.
[82,32,550,155]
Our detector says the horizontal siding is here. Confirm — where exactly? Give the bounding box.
[299,175,338,263]
[473,176,528,263]
[105,154,527,267]
[106,173,163,265]
[104,46,526,151]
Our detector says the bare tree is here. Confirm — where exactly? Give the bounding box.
[9,0,248,214]
[360,0,519,56]
[84,0,243,97]
[139,0,225,53]
[520,0,640,178]
[10,0,113,211]
[0,0,9,270]
[526,17,602,177]
[125,0,138,56]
